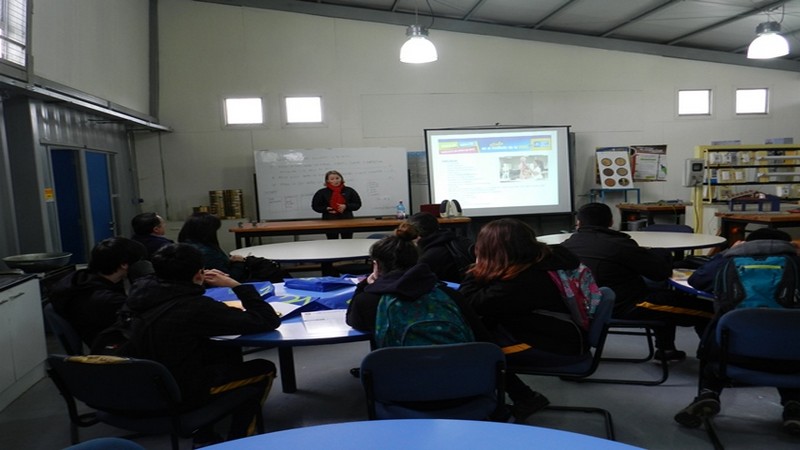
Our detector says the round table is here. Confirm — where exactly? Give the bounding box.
[537,231,726,250]
[205,419,643,450]
[230,238,376,263]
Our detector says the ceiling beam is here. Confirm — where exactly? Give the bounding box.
[195,0,800,72]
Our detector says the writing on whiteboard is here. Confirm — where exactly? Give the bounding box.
[254,148,410,221]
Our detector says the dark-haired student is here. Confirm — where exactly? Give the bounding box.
[131,212,174,257]
[562,202,713,362]
[178,211,248,281]
[126,243,281,445]
[50,236,151,347]
[345,222,483,337]
[675,227,800,434]
[407,212,474,283]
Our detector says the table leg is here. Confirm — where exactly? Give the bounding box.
[278,347,297,393]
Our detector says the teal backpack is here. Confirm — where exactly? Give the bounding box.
[714,254,800,312]
[374,286,475,348]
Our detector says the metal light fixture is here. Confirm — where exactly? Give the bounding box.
[747,21,789,59]
[400,24,438,64]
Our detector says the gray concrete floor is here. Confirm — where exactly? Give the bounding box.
[1,327,798,449]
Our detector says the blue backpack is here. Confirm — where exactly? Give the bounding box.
[714,254,800,312]
[374,286,475,348]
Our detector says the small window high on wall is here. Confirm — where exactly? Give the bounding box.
[0,0,27,67]
[223,97,264,126]
[735,88,768,114]
[678,89,711,116]
[284,96,323,125]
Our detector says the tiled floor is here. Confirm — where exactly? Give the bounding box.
[1,327,798,449]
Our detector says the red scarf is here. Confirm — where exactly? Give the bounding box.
[327,182,346,213]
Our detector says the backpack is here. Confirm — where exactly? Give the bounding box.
[714,254,800,312]
[374,286,475,348]
[244,256,290,283]
[545,263,603,332]
[90,298,183,357]
[443,237,475,281]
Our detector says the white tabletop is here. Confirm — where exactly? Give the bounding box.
[230,238,375,263]
[537,231,726,250]
[205,419,643,450]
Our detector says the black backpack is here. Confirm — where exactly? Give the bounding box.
[90,298,183,357]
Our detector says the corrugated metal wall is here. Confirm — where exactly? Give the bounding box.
[0,97,140,264]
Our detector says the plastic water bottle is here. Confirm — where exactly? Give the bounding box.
[396,201,407,219]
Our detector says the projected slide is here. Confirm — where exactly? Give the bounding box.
[425,126,573,217]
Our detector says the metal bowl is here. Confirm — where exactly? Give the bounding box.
[2,252,73,273]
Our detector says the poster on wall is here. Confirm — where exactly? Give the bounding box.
[596,147,633,189]
[631,145,667,181]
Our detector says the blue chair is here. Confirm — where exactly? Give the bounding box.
[43,303,85,355]
[506,287,617,440]
[360,342,507,421]
[47,354,265,449]
[699,308,800,448]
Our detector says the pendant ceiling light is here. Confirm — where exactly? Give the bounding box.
[400,24,438,64]
[747,21,789,59]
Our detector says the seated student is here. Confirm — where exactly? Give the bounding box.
[345,222,482,340]
[50,237,150,347]
[131,212,174,257]
[406,212,474,283]
[675,228,800,434]
[459,218,586,422]
[562,203,713,361]
[125,243,281,445]
[178,212,248,281]
[688,228,794,293]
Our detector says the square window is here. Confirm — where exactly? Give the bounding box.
[285,96,323,124]
[678,90,711,116]
[736,88,768,114]
[224,98,264,125]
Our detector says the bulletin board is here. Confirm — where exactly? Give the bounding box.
[254,148,410,221]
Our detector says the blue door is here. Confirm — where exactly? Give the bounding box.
[50,149,116,264]
[85,151,115,243]
[51,149,86,263]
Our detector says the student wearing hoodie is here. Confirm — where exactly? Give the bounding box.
[50,237,150,347]
[407,211,474,283]
[345,222,483,337]
[125,243,281,445]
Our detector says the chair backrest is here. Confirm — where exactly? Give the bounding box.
[716,308,800,361]
[360,342,505,420]
[643,224,694,233]
[64,437,146,450]
[47,354,183,413]
[43,303,85,355]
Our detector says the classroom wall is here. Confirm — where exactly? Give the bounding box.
[136,0,800,225]
[30,0,150,115]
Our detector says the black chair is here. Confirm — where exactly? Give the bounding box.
[507,287,617,440]
[360,342,507,421]
[43,303,85,355]
[47,354,265,449]
[699,308,800,449]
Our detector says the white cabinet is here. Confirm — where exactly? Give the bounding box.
[0,278,46,412]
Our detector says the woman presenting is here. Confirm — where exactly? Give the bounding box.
[311,170,362,239]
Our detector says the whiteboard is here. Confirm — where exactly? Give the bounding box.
[254,148,410,221]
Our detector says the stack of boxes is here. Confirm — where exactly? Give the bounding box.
[195,189,244,219]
